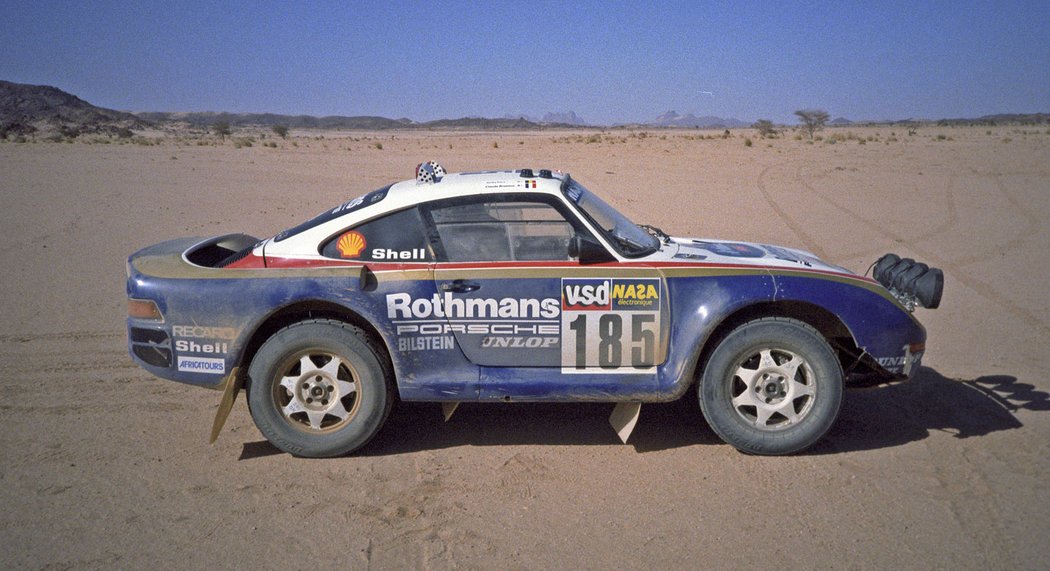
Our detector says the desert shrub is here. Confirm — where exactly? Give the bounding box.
[233,137,254,148]
[212,121,231,141]
[586,134,601,144]
[753,119,777,137]
[493,141,499,148]
[936,134,947,140]
[858,139,866,145]
[272,124,289,139]
[115,127,134,139]
[743,137,752,147]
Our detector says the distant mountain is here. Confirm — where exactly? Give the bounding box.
[650,110,749,128]
[939,113,1050,126]
[502,113,538,122]
[7,81,1046,136]
[138,111,585,130]
[136,111,413,130]
[421,116,544,129]
[542,111,587,125]
[0,80,148,137]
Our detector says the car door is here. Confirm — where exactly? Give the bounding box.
[421,194,667,378]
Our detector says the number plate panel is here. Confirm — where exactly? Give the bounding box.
[560,278,662,374]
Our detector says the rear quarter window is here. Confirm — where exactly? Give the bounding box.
[321,207,433,262]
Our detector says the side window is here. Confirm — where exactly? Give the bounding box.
[428,199,576,262]
[321,208,433,262]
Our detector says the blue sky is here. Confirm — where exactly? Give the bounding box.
[2,1,1047,124]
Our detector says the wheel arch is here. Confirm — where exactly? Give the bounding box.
[686,300,862,391]
[237,300,394,389]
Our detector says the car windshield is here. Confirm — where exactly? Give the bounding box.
[564,179,659,257]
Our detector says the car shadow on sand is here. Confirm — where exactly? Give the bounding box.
[238,367,1048,459]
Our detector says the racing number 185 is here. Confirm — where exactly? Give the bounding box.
[568,313,655,369]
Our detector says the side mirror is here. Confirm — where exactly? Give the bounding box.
[569,234,615,264]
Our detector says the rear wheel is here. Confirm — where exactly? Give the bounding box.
[247,320,392,457]
[699,318,842,455]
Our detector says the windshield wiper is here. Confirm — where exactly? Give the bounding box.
[613,234,649,253]
[640,224,671,244]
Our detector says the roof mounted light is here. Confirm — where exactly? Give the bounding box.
[520,168,535,178]
[416,161,446,184]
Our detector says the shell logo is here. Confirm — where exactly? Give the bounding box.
[336,231,366,258]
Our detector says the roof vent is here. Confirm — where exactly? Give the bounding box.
[416,161,446,184]
[520,168,535,178]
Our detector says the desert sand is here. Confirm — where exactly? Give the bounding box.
[1,126,1048,568]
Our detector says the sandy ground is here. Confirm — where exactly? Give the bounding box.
[1,126,1048,569]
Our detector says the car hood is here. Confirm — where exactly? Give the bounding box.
[649,237,856,275]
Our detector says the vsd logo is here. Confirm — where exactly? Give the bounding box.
[562,278,611,311]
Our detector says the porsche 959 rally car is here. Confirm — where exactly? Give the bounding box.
[127,162,943,456]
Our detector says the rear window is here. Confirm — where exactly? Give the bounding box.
[273,185,390,242]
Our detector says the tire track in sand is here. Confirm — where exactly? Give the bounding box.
[755,162,828,258]
[789,163,1050,336]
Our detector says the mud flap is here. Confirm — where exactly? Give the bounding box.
[609,402,641,443]
[209,367,242,443]
[441,402,460,422]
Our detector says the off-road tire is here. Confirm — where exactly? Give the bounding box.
[247,319,393,457]
[699,317,842,455]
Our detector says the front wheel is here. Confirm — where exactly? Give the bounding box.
[699,318,842,455]
[247,320,392,457]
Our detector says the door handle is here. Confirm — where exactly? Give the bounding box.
[441,280,480,293]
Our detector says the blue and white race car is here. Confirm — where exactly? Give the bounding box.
[127,162,942,456]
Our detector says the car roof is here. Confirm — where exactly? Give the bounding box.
[264,167,574,257]
[383,168,567,207]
